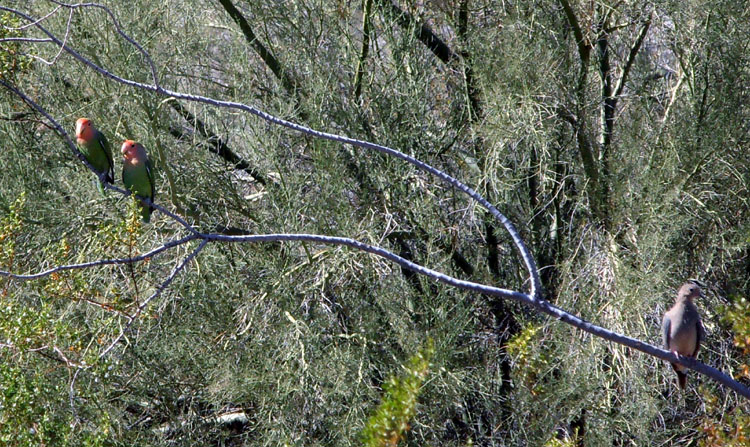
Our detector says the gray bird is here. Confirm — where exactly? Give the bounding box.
[662,281,705,389]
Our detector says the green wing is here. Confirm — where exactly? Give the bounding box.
[145,157,155,204]
[95,130,115,183]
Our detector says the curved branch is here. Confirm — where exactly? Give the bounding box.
[0,4,542,299]
[192,231,750,399]
[0,235,199,280]
[3,3,749,400]
[0,78,199,234]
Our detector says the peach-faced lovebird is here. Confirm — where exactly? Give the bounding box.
[121,140,155,223]
[75,118,114,193]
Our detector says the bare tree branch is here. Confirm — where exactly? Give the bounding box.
[0,4,544,298]
[613,15,651,101]
[168,101,268,185]
[3,2,749,400]
[98,239,209,359]
[0,235,199,280]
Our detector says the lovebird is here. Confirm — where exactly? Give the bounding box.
[121,140,156,223]
[75,118,114,193]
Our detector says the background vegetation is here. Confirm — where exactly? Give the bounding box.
[1,0,749,445]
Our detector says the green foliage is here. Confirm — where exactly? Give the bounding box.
[0,192,24,273]
[0,361,114,447]
[721,297,750,366]
[506,324,549,395]
[0,0,749,445]
[0,12,32,81]
[0,363,71,446]
[700,386,750,446]
[701,297,750,445]
[544,436,578,447]
[361,339,433,447]
[0,193,112,447]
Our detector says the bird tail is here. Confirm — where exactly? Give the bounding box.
[677,371,687,389]
[93,178,106,196]
[670,363,688,389]
[94,172,113,196]
[139,203,152,223]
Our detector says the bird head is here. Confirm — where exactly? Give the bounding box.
[121,140,141,166]
[75,118,94,143]
[677,282,702,302]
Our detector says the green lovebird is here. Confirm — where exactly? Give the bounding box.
[75,117,114,193]
[121,140,156,223]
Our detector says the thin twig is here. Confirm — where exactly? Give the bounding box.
[2,4,61,30]
[0,4,542,299]
[30,7,72,65]
[3,3,749,399]
[48,0,161,87]
[69,364,83,428]
[0,79,198,233]
[97,239,208,359]
[0,234,199,280]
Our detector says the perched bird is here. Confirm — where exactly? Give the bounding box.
[75,118,114,193]
[121,140,155,223]
[662,281,705,389]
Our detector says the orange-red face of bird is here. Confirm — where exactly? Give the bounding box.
[75,118,93,144]
[121,140,141,166]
